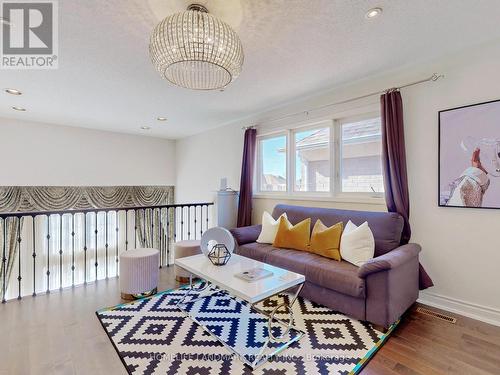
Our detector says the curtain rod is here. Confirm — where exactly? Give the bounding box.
[242,73,444,130]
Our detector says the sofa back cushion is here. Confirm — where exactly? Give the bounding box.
[272,204,403,256]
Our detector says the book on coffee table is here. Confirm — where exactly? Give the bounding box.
[234,267,273,282]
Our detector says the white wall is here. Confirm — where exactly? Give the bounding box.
[175,123,243,227]
[404,43,500,326]
[0,118,176,186]
[175,123,244,204]
[175,40,500,326]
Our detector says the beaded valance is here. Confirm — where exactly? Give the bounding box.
[0,186,174,213]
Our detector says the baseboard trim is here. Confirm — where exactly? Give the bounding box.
[418,291,500,327]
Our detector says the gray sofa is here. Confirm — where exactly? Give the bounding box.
[230,204,421,328]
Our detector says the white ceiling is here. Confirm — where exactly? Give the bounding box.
[2,0,500,139]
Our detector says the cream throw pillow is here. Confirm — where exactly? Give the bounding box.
[256,211,287,244]
[340,220,375,267]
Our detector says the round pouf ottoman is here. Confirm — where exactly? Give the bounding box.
[120,248,159,300]
[174,240,202,283]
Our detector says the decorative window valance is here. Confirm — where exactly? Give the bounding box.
[0,186,174,213]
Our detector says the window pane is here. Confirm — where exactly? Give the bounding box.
[260,135,287,191]
[341,117,384,193]
[294,127,330,192]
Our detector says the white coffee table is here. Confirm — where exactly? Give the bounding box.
[175,253,306,368]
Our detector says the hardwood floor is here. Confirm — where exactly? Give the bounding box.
[1,267,499,375]
[366,304,500,375]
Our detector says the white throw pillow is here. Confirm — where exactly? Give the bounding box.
[340,220,375,267]
[256,211,287,244]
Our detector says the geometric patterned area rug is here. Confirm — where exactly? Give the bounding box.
[96,286,398,375]
[175,287,304,368]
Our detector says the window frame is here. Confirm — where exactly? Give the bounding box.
[335,111,385,200]
[256,131,289,195]
[254,109,385,205]
[290,120,333,197]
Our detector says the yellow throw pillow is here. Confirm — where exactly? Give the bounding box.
[273,216,311,251]
[309,219,343,261]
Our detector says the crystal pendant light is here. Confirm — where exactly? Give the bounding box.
[149,4,244,90]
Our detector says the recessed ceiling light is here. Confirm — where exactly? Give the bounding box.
[365,7,382,19]
[12,106,26,112]
[0,17,11,26]
[156,117,167,122]
[5,88,22,95]
[141,126,151,130]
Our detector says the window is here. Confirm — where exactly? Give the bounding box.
[255,111,384,201]
[258,134,287,192]
[294,127,330,192]
[340,116,384,194]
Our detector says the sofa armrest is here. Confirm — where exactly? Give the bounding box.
[358,243,421,278]
[364,246,420,328]
[229,225,262,245]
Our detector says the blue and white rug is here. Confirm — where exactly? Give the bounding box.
[176,286,304,368]
[96,285,397,374]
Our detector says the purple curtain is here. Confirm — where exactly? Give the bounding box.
[237,128,257,227]
[381,90,434,290]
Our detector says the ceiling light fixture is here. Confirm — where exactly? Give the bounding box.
[157,117,167,122]
[141,126,151,130]
[365,7,382,19]
[149,4,244,90]
[12,106,26,112]
[5,88,22,95]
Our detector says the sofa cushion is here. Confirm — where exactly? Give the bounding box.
[272,204,403,256]
[235,242,274,263]
[260,246,365,299]
[303,255,365,298]
[265,248,320,276]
